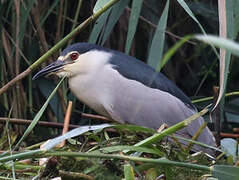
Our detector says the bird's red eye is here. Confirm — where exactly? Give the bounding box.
[70,52,79,60]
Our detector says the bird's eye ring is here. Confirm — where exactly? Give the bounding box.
[70,52,79,60]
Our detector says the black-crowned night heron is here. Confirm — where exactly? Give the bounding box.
[33,43,216,152]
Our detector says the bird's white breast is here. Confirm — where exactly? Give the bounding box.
[68,50,115,117]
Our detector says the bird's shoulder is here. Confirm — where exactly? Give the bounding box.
[108,49,195,109]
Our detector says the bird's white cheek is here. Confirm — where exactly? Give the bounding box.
[56,71,72,77]
[64,62,85,76]
[56,63,79,77]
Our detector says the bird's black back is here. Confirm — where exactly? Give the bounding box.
[61,43,195,109]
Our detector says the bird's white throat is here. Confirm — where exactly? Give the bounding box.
[68,50,114,116]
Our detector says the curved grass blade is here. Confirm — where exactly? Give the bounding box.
[195,35,239,57]
[1,149,239,180]
[40,0,60,25]
[124,164,135,180]
[212,0,233,111]
[68,0,83,45]
[19,0,37,44]
[14,76,66,149]
[101,0,130,45]
[88,11,111,43]
[211,165,239,180]
[125,0,144,54]
[147,0,170,70]
[192,91,239,105]
[114,124,155,133]
[42,124,112,150]
[174,136,222,152]
[93,0,109,14]
[157,35,193,71]
[0,149,43,163]
[176,0,220,59]
[37,79,64,122]
[89,0,111,43]
[0,150,209,171]
[233,1,239,38]
[94,145,164,156]
[133,106,209,147]
[176,0,206,34]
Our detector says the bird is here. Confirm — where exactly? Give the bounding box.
[33,42,216,153]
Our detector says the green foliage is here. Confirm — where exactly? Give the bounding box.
[212,165,239,180]
[0,124,238,179]
[124,164,135,180]
[1,0,239,179]
[14,77,66,149]
[147,0,169,70]
[125,0,144,54]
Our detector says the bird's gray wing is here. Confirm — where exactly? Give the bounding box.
[103,71,215,152]
[109,52,195,109]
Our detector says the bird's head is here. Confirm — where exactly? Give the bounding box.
[33,43,110,80]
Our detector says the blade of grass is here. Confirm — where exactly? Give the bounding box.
[37,78,64,123]
[14,76,66,149]
[68,0,83,45]
[157,35,192,71]
[40,0,61,25]
[195,35,239,57]
[125,0,144,54]
[233,1,239,38]
[124,164,135,180]
[93,0,110,13]
[19,0,37,45]
[92,145,164,156]
[6,105,15,178]
[0,149,43,163]
[89,0,113,43]
[100,0,129,45]
[213,0,233,111]
[100,0,130,45]
[88,10,111,43]
[147,0,170,70]
[176,0,206,34]
[173,135,222,152]
[176,0,220,60]
[114,124,155,133]
[0,177,21,180]
[212,165,239,180]
[1,149,239,179]
[133,106,209,147]
[192,91,239,104]
[28,74,33,115]
[0,151,211,171]
[41,124,112,150]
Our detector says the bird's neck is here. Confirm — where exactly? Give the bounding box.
[68,67,113,118]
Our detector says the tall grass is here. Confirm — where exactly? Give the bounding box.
[0,0,239,179]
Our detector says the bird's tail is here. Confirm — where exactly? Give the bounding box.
[181,116,216,155]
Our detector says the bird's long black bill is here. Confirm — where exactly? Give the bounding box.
[33,60,65,80]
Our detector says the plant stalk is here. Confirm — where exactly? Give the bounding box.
[0,0,120,95]
[0,150,210,172]
[134,107,209,147]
